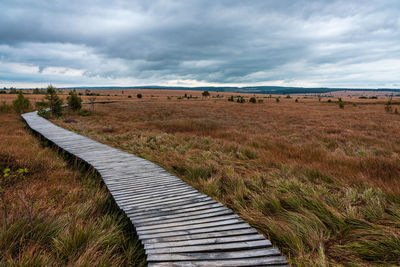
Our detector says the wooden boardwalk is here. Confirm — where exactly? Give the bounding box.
[22,111,288,267]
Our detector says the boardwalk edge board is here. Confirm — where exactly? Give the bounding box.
[21,110,289,266]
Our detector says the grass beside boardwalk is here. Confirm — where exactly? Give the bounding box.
[0,112,145,266]
[54,98,400,266]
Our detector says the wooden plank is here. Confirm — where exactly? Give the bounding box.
[135,208,233,226]
[122,195,210,210]
[144,234,265,249]
[117,191,201,206]
[147,247,280,261]
[141,228,259,244]
[136,214,240,231]
[148,257,288,267]
[145,240,271,254]
[128,201,222,219]
[138,223,252,240]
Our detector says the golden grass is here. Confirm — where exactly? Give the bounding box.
[0,113,145,266]
[51,94,400,266]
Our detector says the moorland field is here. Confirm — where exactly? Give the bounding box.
[0,96,146,266]
[1,89,400,266]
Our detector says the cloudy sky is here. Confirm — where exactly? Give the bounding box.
[0,0,399,88]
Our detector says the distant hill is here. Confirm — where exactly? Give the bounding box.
[60,85,400,95]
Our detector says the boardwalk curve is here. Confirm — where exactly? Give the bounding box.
[22,110,288,267]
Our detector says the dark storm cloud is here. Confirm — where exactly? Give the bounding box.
[0,0,399,87]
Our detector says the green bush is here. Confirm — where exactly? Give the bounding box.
[37,108,50,118]
[8,88,17,94]
[78,109,90,117]
[228,96,234,102]
[67,89,82,112]
[137,93,142,99]
[276,97,280,103]
[43,85,63,117]
[237,96,245,103]
[202,91,210,97]
[12,92,30,113]
[249,97,257,103]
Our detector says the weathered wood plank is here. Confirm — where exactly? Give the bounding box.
[147,247,280,261]
[144,234,265,249]
[148,257,289,267]
[141,228,259,244]
[145,240,271,254]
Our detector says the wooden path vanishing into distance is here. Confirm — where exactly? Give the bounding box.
[22,110,288,267]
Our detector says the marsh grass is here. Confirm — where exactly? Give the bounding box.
[53,98,400,266]
[0,113,145,266]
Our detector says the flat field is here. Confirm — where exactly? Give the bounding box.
[49,91,400,266]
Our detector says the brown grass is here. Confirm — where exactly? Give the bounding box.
[0,113,145,266]
[50,94,400,266]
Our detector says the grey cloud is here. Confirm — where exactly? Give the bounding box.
[0,0,399,87]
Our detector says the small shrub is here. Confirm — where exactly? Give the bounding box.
[37,108,50,118]
[339,101,344,109]
[237,96,245,103]
[78,109,90,117]
[249,97,257,103]
[286,95,292,99]
[0,102,12,113]
[276,97,280,103]
[137,93,142,99]
[295,98,299,103]
[128,95,132,98]
[258,99,263,103]
[0,90,7,94]
[12,92,30,113]
[202,91,210,97]
[228,96,234,102]
[67,89,82,112]
[42,85,63,117]
[8,88,17,94]
[327,99,332,103]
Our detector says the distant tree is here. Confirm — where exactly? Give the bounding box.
[9,87,17,94]
[33,88,41,94]
[44,85,63,117]
[88,97,96,112]
[237,96,245,103]
[137,93,143,99]
[12,92,30,113]
[249,97,257,103]
[202,91,210,98]
[67,89,82,111]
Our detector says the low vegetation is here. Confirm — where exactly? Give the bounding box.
[0,113,145,266]
[53,97,400,266]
